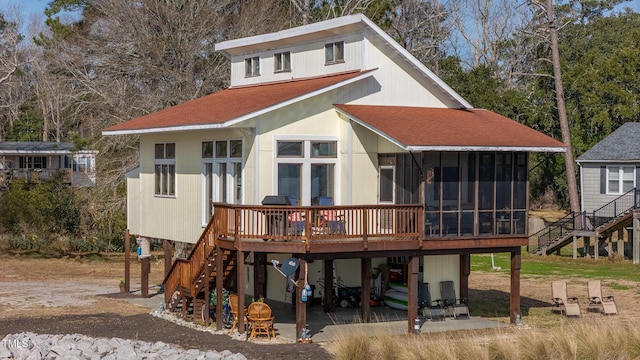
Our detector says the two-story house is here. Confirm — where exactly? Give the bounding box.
[103,14,565,335]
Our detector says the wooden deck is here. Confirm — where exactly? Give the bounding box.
[212,203,528,256]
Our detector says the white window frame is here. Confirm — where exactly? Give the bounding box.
[606,165,635,195]
[324,41,344,65]
[274,51,291,72]
[274,137,339,206]
[154,143,175,197]
[201,139,243,226]
[244,56,260,77]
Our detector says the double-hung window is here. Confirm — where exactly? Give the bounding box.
[607,166,635,194]
[154,143,175,196]
[276,139,337,206]
[245,56,260,77]
[274,52,291,72]
[324,41,344,64]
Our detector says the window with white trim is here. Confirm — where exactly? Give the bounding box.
[274,52,291,72]
[324,41,344,64]
[202,140,243,225]
[244,56,260,77]
[607,166,635,194]
[276,139,337,206]
[154,143,175,196]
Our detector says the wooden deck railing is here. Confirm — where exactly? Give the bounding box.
[212,203,422,251]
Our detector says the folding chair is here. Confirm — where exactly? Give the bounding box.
[551,281,581,317]
[587,280,618,315]
[419,282,445,321]
[439,280,470,319]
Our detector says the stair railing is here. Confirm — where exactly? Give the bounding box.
[528,211,587,253]
[592,188,640,228]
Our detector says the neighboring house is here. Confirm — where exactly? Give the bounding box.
[0,142,97,188]
[103,14,565,334]
[577,122,640,213]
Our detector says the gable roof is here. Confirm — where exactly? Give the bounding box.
[102,70,374,135]
[335,105,565,152]
[577,122,640,162]
[215,14,472,109]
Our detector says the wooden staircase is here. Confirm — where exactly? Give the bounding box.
[163,216,238,319]
[531,188,640,255]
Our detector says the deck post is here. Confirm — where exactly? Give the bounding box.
[323,259,335,313]
[237,250,245,334]
[572,236,577,259]
[124,229,130,293]
[459,254,470,301]
[215,245,224,330]
[141,257,150,298]
[163,239,173,278]
[407,256,419,334]
[296,259,308,340]
[633,211,640,264]
[510,248,521,324]
[594,237,599,260]
[618,228,624,257]
[360,257,371,323]
[204,270,211,326]
[254,252,267,300]
[584,237,590,258]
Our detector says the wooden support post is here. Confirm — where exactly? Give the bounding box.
[510,248,521,324]
[572,236,577,259]
[215,246,224,330]
[324,259,335,313]
[296,259,308,341]
[459,254,470,301]
[594,237,599,260]
[237,250,246,334]
[204,269,211,326]
[124,229,130,293]
[618,228,625,257]
[407,256,419,334]
[584,237,591,258]
[254,252,267,300]
[633,212,640,264]
[360,258,371,323]
[606,236,612,258]
[163,239,173,278]
[141,257,150,298]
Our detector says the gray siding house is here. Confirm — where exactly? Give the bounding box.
[577,123,640,213]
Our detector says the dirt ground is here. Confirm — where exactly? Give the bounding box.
[1,253,639,359]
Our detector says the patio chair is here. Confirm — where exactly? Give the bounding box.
[228,294,240,334]
[419,282,445,321]
[287,211,305,236]
[439,280,470,319]
[247,302,276,339]
[316,197,345,234]
[587,280,618,315]
[551,281,581,317]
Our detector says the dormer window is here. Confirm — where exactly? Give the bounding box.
[274,52,291,72]
[325,41,344,64]
[245,56,260,77]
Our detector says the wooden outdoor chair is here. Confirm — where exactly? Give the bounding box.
[228,294,239,334]
[247,302,276,339]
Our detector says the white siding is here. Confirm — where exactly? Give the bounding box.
[423,255,460,301]
[230,33,364,87]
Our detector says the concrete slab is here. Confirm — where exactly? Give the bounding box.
[114,291,508,343]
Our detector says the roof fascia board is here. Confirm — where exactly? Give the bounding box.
[102,70,377,136]
[576,159,640,164]
[215,15,363,57]
[0,150,71,155]
[405,146,566,152]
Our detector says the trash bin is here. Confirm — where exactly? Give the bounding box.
[261,196,292,240]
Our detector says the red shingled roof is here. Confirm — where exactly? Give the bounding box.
[103,71,371,133]
[335,104,565,150]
